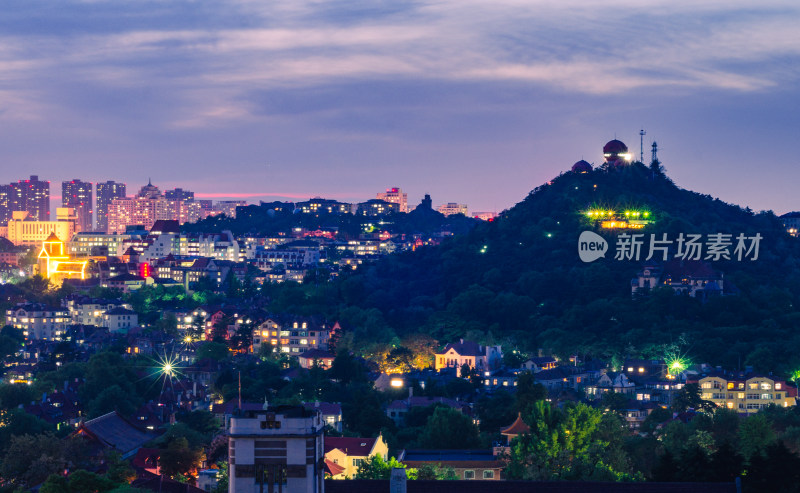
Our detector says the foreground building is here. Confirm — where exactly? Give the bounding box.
[228,404,325,493]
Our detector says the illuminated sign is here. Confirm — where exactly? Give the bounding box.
[139,263,151,278]
[585,208,652,230]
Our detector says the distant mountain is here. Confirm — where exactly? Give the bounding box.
[329,160,800,374]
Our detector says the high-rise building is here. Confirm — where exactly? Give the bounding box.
[377,187,408,213]
[8,175,50,221]
[213,200,247,219]
[96,181,126,232]
[62,179,93,232]
[228,404,324,493]
[0,184,11,223]
[107,181,200,234]
[165,188,194,201]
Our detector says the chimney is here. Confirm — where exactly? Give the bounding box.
[390,468,407,493]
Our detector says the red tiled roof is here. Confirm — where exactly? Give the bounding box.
[324,458,346,477]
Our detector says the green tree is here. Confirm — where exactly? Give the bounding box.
[329,351,367,384]
[40,474,69,493]
[211,461,229,493]
[196,341,230,362]
[415,463,458,480]
[158,437,203,478]
[66,470,116,493]
[514,371,547,416]
[506,401,625,481]
[418,407,480,449]
[599,391,629,413]
[354,455,416,480]
[87,384,138,419]
[738,413,776,462]
[671,383,714,413]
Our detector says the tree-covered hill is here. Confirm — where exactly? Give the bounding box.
[321,161,800,374]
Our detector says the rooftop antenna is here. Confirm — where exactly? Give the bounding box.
[639,129,646,162]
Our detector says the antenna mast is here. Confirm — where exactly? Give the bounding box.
[651,141,659,164]
[639,129,646,162]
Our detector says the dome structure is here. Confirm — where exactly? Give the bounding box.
[603,139,632,165]
[571,160,592,173]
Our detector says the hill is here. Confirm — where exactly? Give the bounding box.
[314,160,800,374]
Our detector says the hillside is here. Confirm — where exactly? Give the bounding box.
[322,161,800,374]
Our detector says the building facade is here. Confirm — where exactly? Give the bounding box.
[62,179,93,232]
[107,181,201,234]
[699,372,796,413]
[437,203,468,216]
[251,318,333,356]
[8,175,50,221]
[228,405,325,493]
[96,181,126,233]
[435,339,503,376]
[376,187,408,213]
[6,303,69,341]
[6,209,77,246]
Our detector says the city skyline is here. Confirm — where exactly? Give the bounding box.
[1,1,799,215]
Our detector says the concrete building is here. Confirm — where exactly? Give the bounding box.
[96,181,126,233]
[103,307,138,333]
[8,175,50,221]
[376,187,408,213]
[108,181,200,234]
[437,203,468,216]
[0,184,12,223]
[699,371,797,413]
[228,405,325,493]
[5,209,77,246]
[6,302,69,341]
[435,339,503,376]
[324,435,388,480]
[251,318,334,356]
[62,179,93,232]
[64,296,132,326]
[355,199,398,217]
[69,231,134,257]
[214,201,247,218]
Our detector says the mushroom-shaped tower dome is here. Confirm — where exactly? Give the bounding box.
[571,160,592,173]
[603,139,630,164]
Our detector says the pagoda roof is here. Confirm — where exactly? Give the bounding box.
[500,413,530,437]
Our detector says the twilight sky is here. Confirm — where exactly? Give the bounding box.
[1,0,799,214]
